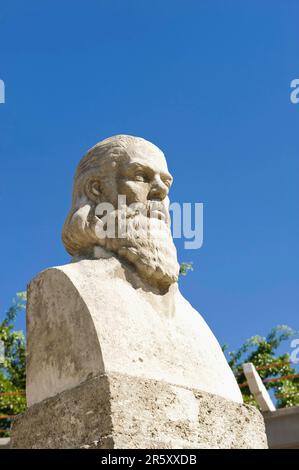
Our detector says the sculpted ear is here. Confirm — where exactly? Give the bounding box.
[84,177,102,203]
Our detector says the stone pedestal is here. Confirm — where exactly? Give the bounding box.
[11,372,267,449]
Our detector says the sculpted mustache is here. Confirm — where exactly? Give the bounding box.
[130,201,167,219]
[95,201,168,220]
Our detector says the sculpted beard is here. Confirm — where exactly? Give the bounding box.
[94,201,180,287]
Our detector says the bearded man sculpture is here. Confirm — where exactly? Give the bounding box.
[11,135,267,449]
[62,135,180,290]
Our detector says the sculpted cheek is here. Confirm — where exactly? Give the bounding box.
[118,181,149,204]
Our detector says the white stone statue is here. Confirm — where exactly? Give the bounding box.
[11,135,267,449]
[26,135,242,406]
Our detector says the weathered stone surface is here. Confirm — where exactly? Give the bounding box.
[11,372,268,449]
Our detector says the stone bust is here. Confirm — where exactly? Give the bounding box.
[62,135,180,291]
[12,135,268,449]
[25,134,243,408]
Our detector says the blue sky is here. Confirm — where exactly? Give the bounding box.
[0,0,298,357]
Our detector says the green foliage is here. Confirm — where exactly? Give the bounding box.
[0,292,27,436]
[179,262,193,276]
[227,325,299,409]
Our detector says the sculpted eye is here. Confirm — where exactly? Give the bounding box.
[134,173,148,183]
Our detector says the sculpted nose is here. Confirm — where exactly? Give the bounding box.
[148,175,168,201]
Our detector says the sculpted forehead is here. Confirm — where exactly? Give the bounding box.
[123,139,169,174]
[75,135,171,185]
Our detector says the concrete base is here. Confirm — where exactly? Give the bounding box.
[11,372,267,449]
[263,406,299,449]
